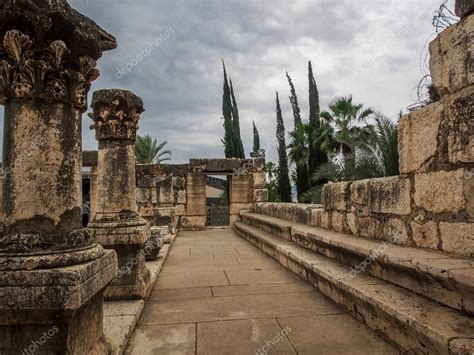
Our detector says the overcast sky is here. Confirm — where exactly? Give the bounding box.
[1,0,454,164]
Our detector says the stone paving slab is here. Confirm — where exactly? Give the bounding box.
[156,270,230,289]
[126,229,397,354]
[197,319,296,354]
[125,323,196,355]
[281,314,400,355]
[149,286,213,301]
[211,282,314,297]
[224,268,301,285]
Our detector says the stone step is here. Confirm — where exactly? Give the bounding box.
[240,211,305,240]
[234,221,474,354]
[291,225,474,315]
[255,202,322,225]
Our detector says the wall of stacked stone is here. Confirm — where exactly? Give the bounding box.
[135,163,188,231]
[318,14,473,258]
[135,158,268,231]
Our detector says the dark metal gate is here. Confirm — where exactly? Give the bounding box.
[207,206,230,226]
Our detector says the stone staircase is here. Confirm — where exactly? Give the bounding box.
[234,206,474,354]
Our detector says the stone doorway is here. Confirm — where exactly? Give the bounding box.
[206,175,230,227]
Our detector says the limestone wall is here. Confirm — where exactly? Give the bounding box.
[256,15,473,258]
[319,19,473,257]
[135,158,267,230]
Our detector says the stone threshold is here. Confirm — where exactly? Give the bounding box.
[103,234,177,355]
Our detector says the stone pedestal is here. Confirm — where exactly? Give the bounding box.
[88,89,151,300]
[145,227,164,260]
[0,1,118,352]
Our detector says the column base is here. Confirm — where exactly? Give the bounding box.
[145,227,164,261]
[0,250,117,355]
[89,222,152,300]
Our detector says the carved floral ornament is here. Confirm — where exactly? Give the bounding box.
[0,30,99,111]
[89,94,144,141]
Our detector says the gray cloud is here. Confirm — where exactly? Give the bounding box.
[0,0,449,164]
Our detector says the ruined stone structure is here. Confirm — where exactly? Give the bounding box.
[88,89,152,300]
[0,0,118,353]
[318,11,474,259]
[135,158,268,230]
[234,8,474,353]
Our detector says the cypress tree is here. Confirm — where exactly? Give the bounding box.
[222,60,234,157]
[275,92,292,202]
[252,121,260,153]
[230,79,245,158]
[286,72,310,199]
[308,61,328,184]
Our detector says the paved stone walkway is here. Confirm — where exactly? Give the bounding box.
[126,229,397,354]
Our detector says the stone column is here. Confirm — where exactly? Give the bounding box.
[88,89,151,300]
[0,1,118,353]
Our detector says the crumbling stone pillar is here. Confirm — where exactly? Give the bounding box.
[88,89,151,300]
[0,1,118,353]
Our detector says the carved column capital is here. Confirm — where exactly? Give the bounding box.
[89,89,145,141]
[0,0,117,111]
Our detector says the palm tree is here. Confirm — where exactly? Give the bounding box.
[312,113,399,183]
[319,96,374,162]
[135,135,172,164]
[288,122,310,200]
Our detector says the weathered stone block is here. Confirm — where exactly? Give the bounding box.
[350,179,370,206]
[322,182,350,211]
[253,189,268,202]
[174,204,186,216]
[411,220,440,249]
[177,190,186,204]
[440,222,474,257]
[253,172,266,188]
[447,86,474,163]
[383,218,410,244]
[321,211,332,230]
[173,176,186,189]
[358,216,383,239]
[429,15,474,96]
[347,212,358,234]
[230,203,254,215]
[186,173,206,216]
[398,102,444,173]
[138,205,154,218]
[414,169,470,215]
[136,188,150,204]
[144,233,163,261]
[368,177,412,215]
[180,216,206,230]
[230,175,251,204]
[331,211,348,233]
[309,208,323,227]
[156,174,173,205]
